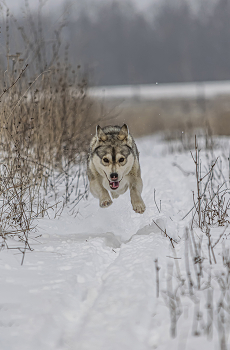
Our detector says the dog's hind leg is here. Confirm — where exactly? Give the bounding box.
[111,191,119,199]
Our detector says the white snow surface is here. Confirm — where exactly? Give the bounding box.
[89,80,230,101]
[1,135,229,349]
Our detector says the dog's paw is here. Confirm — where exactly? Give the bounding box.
[100,199,113,208]
[132,200,146,214]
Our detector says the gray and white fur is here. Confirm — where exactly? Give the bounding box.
[87,124,146,214]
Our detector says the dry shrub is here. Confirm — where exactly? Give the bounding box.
[0,5,110,260]
[1,63,98,167]
[0,59,108,257]
[158,137,230,347]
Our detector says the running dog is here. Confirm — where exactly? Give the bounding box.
[87,124,146,214]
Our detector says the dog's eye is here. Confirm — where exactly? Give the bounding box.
[119,157,125,163]
[103,158,109,163]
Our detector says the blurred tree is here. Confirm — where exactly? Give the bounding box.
[2,0,230,85]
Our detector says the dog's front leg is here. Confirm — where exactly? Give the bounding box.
[89,178,113,208]
[129,177,146,214]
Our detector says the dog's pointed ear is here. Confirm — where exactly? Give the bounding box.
[96,125,107,141]
[117,124,129,141]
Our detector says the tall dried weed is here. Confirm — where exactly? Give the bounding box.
[0,4,107,261]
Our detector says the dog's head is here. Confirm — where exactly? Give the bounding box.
[90,124,135,190]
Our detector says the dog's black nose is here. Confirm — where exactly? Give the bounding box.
[110,172,118,180]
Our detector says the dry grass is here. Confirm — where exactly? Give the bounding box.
[0,5,112,261]
[1,64,98,165]
[155,136,230,348]
[0,66,84,259]
[102,95,230,140]
[0,55,112,261]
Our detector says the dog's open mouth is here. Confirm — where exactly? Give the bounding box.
[109,181,120,190]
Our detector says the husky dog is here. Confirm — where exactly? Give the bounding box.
[87,124,146,214]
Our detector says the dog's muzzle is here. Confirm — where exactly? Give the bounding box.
[109,172,120,190]
[104,171,121,190]
[109,180,120,190]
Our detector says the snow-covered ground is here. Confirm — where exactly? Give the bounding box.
[89,80,230,101]
[1,135,230,350]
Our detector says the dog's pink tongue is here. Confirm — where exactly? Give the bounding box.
[110,181,119,189]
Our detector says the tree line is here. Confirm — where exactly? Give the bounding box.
[67,0,230,85]
[1,0,230,86]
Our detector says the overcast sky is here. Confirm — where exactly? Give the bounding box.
[2,0,160,15]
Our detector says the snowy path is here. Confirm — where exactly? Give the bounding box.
[70,234,166,350]
[1,136,224,350]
